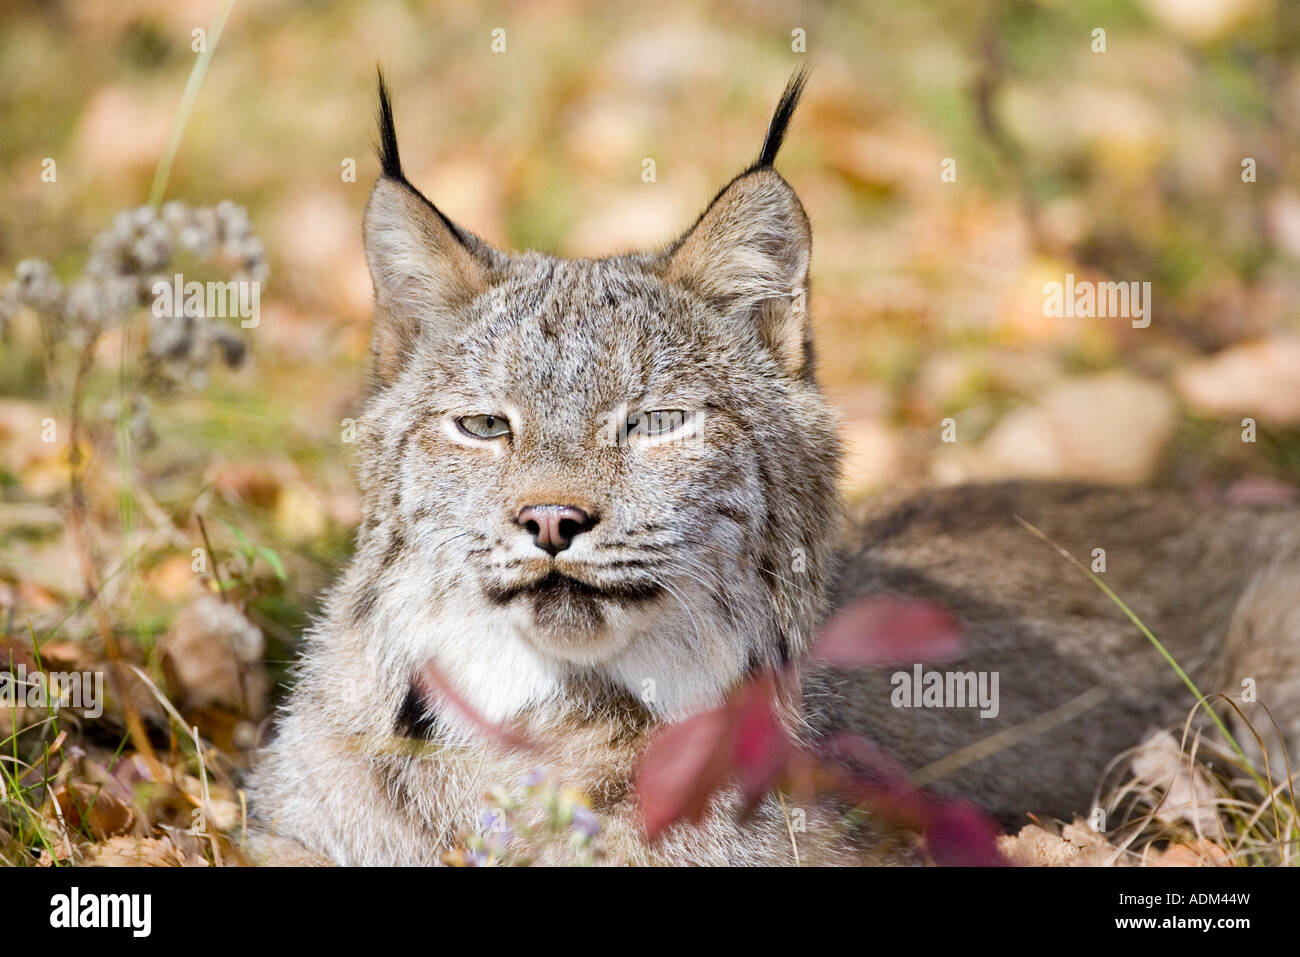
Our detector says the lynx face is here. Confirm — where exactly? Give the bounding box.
[351,72,841,723]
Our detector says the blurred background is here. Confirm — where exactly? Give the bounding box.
[2,0,1300,861]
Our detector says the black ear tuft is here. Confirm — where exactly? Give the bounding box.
[375,66,403,180]
[366,71,504,267]
[753,66,809,169]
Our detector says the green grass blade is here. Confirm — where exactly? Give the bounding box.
[1015,515,1264,791]
[147,0,237,208]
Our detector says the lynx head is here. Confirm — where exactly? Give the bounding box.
[352,69,841,725]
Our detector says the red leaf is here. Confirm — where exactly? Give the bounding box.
[924,799,1008,867]
[729,674,794,810]
[820,733,1008,866]
[635,706,736,841]
[812,597,963,667]
[636,671,800,839]
[819,732,912,793]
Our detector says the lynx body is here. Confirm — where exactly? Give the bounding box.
[251,73,1299,865]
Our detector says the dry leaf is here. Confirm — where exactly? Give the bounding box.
[160,594,267,724]
[1145,839,1234,867]
[37,639,91,671]
[939,373,1174,485]
[54,782,136,840]
[86,836,185,867]
[1175,336,1300,426]
[999,819,1124,867]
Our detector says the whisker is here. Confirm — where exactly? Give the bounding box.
[653,575,707,652]
[685,537,824,604]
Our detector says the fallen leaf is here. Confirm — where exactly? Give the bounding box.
[54,782,135,841]
[1176,336,1300,426]
[86,836,184,867]
[160,594,267,725]
[1145,839,1234,867]
[950,373,1174,485]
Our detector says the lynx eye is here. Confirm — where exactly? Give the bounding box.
[456,414,511,439]
[627,409,689,437]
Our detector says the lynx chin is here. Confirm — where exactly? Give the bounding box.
[250,68,1300,866]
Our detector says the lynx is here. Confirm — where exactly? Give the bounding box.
[250,71,1300,865]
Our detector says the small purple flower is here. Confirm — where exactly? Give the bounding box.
[518,766,546,788]
[478,808,514,848]
[571,805,600,839]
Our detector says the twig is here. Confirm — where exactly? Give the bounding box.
[196,514,229,602]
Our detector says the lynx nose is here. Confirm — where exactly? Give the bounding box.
[516,505,595,556]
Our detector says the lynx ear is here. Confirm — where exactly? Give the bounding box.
[664,70,814,378]
[362,72,496,383]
